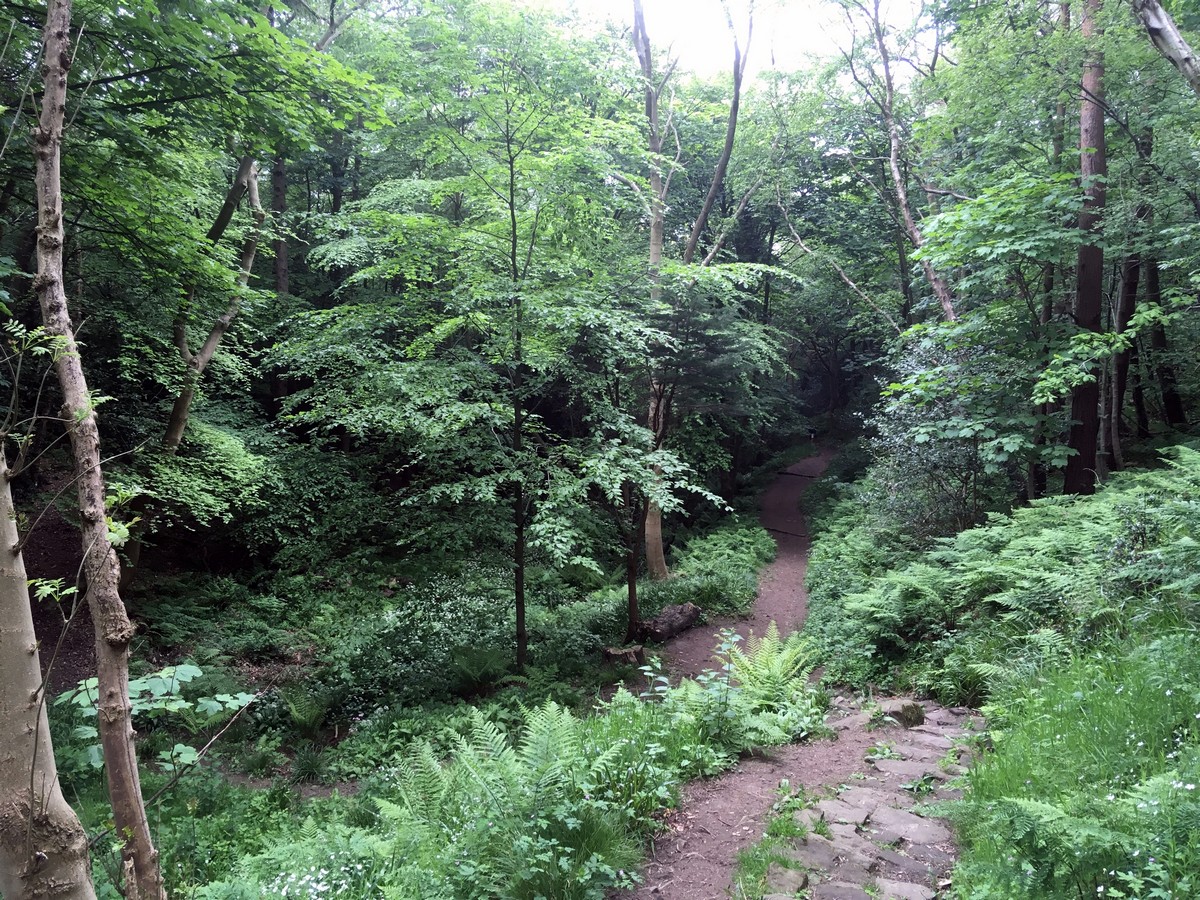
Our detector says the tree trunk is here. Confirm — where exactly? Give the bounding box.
[31,5,164,895]
[865,0,956,322]
[633,0,752,580]
[1064,0,1106,496]
[272,154,289,296]
[1145,258,1187,426]
[1130,334,1152,437]
[163,162,266,454]
[1132,0,1200,97]
[1111,253,1141,468]
[624,485,647,644]
[0,454,95,898]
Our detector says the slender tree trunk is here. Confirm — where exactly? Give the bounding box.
[164,162,266,454]
[634,0,751,580]
[1064,0,1106,495]
[865,0,956,321]
[0,453,95,898]
[1111,252,1142,468]
[623,485,647,644]
[31,3,163,896]
[272,154,289,296]
[634,0,672,581]
[1146,254,1187,426]
[1130,333,1152,437]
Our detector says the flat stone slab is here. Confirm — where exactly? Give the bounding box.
[810,883,873,900]
[875,878,936,900]
[839,786,909,811]
[832,711,873,731]
[891,743,943,763]
[818,798,871,825]
[765,863,809,894]
[904,731,955,751]
[905,842,957,867]
[911,724,958,738]
[870,758,948,781]
[788,834,844,871]
[875,847,935,880]
[869,806,952,844]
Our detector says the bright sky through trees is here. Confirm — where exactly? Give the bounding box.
[545,0,853,75]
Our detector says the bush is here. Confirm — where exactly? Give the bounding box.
[805,445,1200,701]
[316,566,515,717]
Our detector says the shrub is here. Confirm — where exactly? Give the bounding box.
[316,567,515,717]
[953,632,1200,899]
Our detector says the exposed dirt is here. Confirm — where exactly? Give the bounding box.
[651,445,836,680]
[619,721,898,900]
[24,499,96,696]
[616,446,849,900]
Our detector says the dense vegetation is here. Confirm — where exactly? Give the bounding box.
[3,0,1200,895]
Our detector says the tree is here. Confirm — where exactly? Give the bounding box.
[1063,0,1107,495]
[30,2,163,894]
[630,0,755,580]
[0,329,94,900]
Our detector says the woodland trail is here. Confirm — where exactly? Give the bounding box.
[620,448,969,900]
[652,444,836,680]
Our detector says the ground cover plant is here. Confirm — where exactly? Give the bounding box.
[71,627,825,898]
[804,445,1200,898]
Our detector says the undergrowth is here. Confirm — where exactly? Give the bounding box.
[803,443,1200,898]
[170,625,826,899]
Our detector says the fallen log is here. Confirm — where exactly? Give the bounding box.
[640,602,702,643]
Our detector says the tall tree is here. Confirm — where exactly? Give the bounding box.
[1064,0,1107,495]
[0,341,94,896]
[631,0,754,580]
[30,1,163,895]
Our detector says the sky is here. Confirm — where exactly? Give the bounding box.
[543,0,864,77]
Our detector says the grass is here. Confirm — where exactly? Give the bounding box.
[730,781,815,900]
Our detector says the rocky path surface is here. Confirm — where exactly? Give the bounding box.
[621,450,978,899]
[763,698,979,900]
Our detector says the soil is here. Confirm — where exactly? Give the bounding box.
[24,499,97,696]
[619,447,965,900]
[651,445,836,680]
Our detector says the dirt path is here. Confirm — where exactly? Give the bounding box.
[653,445,836,679]
[619,448,968,900]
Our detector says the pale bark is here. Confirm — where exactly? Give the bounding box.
[861,0,956,321]
[633,0,753,580]
[31,3,163,895]
[0,455,95,899]
[1132,0,1200,97]
[1064,0,1106,495]
[634,0,674,581]
[682,2,750,265]
[164,157,265,454]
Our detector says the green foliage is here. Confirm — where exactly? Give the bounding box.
[954,634,1200,899]
[313,566,520,715]
[639,522,777,620]
[807,445,1200,702]
[56,665,253,775]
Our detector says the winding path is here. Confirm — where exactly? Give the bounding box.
[653,445,835,680]
[620,448,969,900]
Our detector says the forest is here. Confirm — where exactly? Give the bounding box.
[1,0,1199,896]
